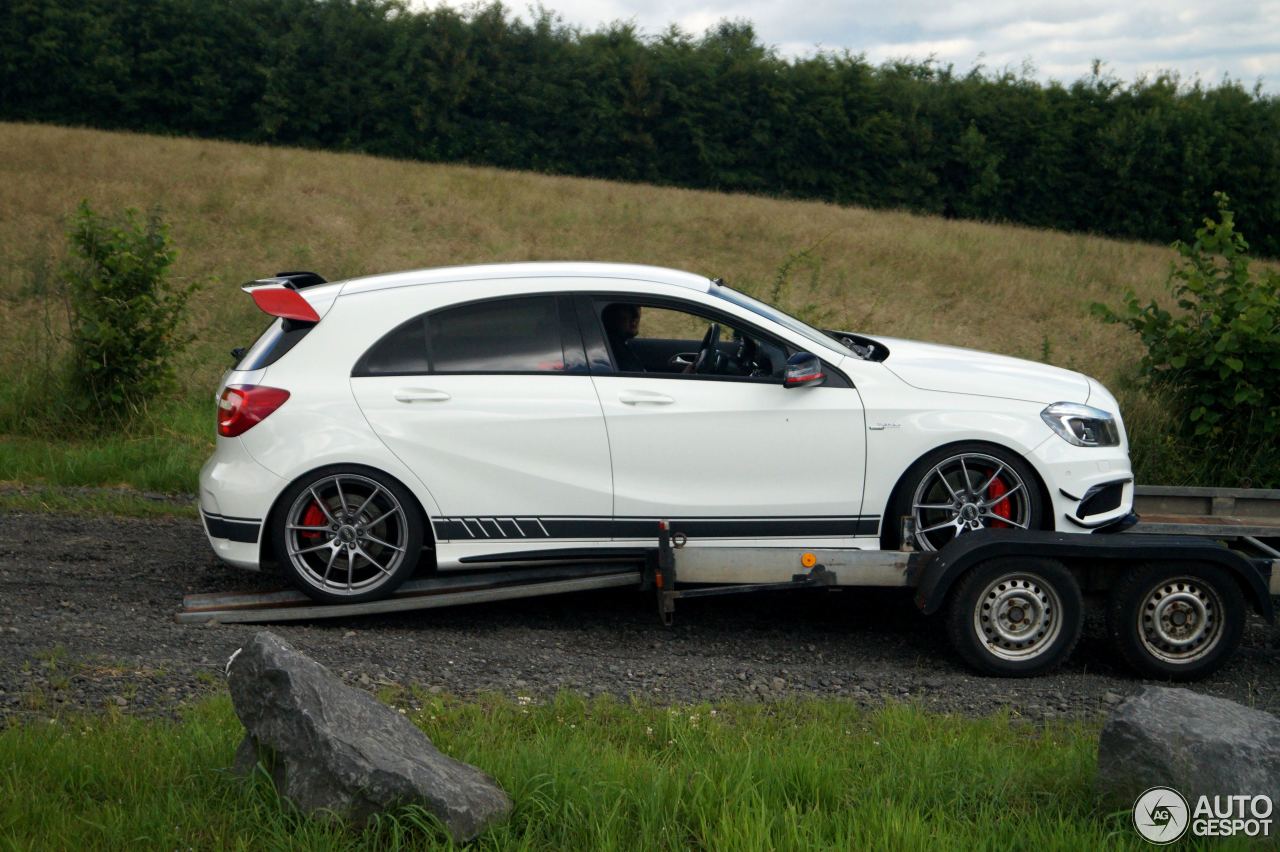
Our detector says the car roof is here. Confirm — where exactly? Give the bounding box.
[332,262,714,297]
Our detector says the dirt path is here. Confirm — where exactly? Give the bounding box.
[2,511,1277,721]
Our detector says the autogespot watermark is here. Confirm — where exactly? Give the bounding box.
[1133,786,1274,844]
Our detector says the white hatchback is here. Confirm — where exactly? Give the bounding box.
[200,263,1134,603]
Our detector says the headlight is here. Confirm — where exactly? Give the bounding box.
[1040,402,1120,447]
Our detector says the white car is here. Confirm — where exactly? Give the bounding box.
[200,262,1134,603]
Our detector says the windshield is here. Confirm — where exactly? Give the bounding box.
[711,283,855,358]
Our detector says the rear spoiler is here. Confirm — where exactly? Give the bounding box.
[241,270,328,322]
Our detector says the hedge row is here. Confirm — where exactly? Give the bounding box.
[3,0,1277,252]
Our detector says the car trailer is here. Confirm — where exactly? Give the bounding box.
[179,486,1280,680]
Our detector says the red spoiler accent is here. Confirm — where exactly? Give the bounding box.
[249,285,320,322]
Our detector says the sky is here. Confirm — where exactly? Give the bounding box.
[428,0,1280,93]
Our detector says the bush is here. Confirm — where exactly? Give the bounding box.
[63,201,193,424]
[1093,193,1280,485]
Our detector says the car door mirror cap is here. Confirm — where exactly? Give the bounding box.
[784,353,825,388]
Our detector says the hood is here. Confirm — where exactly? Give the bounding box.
[875,336,1091,404]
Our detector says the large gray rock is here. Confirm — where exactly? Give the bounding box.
[1098,686,1280,808]
[227,631,511,842]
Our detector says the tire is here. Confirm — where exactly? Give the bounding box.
[945,557,1084,677]
[1105,562,1245,681]
[884,442,1045,552]
[272,465,424,604]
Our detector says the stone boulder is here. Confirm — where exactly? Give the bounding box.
[227,631,511,842]
[1097,686,1280,809]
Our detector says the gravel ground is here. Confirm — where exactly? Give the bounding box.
[2,511,1278,722]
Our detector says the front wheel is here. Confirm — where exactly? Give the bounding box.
[273,466,423,604]
[1105,562,1245,681]
[945,558,1084,676]
[887,443,1044,552]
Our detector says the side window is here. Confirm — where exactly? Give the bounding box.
[430,296,564,373]
[592,297,791,381]
[353,295,577,376]
[356,316,430,376]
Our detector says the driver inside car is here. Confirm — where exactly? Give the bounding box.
[602,302,646,372]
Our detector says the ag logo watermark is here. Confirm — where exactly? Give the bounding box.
[1133,787,1189,844]
[1133,786,1274,844]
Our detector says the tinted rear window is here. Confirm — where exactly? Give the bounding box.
[431,297,563,373]
[236,318,315,371]
[354,296,570,376]
[356,316,430,376]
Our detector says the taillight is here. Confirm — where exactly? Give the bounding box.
[218,385,290,437]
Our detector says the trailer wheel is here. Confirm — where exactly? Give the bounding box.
[1106,562,1245,681]
[945,558,1083,677]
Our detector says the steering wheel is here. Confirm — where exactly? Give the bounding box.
[693,322,722,375]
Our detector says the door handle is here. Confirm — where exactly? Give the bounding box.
[394,388,451,403]
[618,390,675,405]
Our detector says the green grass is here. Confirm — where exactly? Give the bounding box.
[0,692,1230,850]
[0,488,196,519]
[0,398,210,494]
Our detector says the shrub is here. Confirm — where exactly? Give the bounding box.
[62,201,194,424]
[1093,193,1280,485]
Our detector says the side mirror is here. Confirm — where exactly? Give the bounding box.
[783,352,825,388]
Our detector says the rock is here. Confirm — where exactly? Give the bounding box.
[232,734,260,777]
[227,631,511,842]
[1102,690,1123,705]
[1097,687,1280,809]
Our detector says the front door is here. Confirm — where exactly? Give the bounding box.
[584,295,870,544]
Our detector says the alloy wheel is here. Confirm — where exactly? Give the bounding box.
[283,473,409,596]
[910,452,1032,551]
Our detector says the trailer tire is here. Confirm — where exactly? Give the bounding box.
[945,557,1083,677]
[1105,562,1245,681]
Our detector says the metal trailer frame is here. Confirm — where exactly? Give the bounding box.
[179,520,1280,626]
[176,484,1280,678]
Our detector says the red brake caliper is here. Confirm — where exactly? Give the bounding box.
[987,471,1011,528]
[300,501,327,539]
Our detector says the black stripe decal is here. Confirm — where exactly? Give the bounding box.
[202,510,261,543]
[432,516,879,540]
[459,547,652,564]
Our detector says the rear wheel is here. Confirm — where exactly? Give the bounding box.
[945,558,1083,676]
[1105,562,1245,681]
[273,467,423,603]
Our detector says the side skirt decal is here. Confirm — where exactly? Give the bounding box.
[433,515,879,542]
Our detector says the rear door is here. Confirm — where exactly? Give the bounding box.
[350,294,615,549]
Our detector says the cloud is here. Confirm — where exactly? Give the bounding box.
[418,0,1280,91]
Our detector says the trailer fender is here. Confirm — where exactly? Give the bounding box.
[914,529,1273,621]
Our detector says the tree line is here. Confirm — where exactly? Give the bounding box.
[3,0,1277,253]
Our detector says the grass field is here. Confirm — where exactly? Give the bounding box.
[1,691,1206,850]
[0,121,1219,492]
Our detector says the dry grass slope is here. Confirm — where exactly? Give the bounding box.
[1,122,1224,491]
[0,122,1175,393]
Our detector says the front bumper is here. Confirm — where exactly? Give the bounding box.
[1027,436,1135,533]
